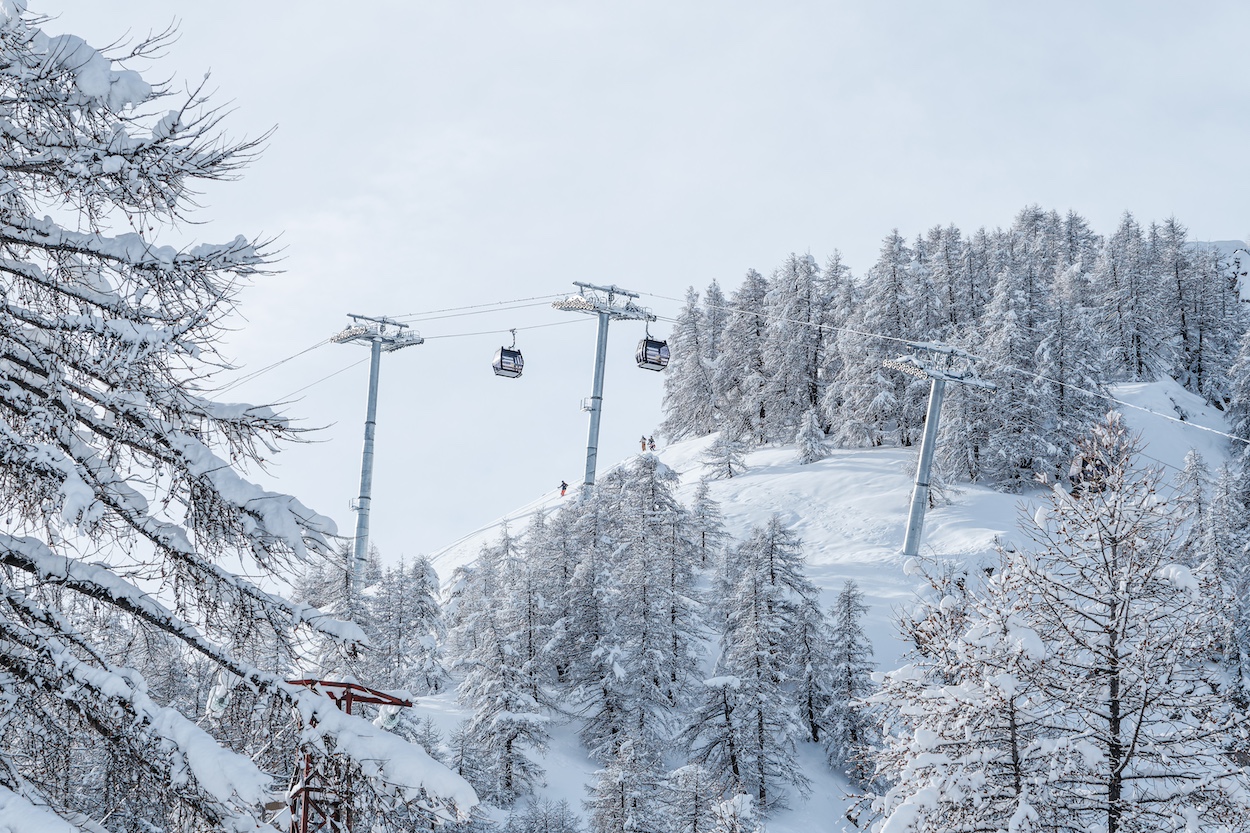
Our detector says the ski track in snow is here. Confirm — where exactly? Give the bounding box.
[427,378,1227,832]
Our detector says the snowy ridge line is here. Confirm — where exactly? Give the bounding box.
[641,289,1250,448]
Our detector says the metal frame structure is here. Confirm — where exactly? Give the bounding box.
[285,680,413,833]
[884,342,995,558]
[332,314,423,585]
[553,282,653,496]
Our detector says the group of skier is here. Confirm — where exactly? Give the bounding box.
[559,434,657,497]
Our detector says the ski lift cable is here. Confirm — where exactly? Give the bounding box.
[217,338,333,394]
[216,301,576,392]
[971,357,1250,448]
[393,294,568,321]
[423,317,591,340]
[638,289,1250,448]
[261,320,590,400]
[429,454,637,562]
[399,299,564,324]
[276,357,370,401]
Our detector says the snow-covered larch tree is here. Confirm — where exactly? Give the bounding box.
[0,6,475,828]
[823,580,874,783]
[875,415,1250,833]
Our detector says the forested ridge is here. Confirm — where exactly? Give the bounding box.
[661,208,1250,488]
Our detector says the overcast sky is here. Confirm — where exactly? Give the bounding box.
[41,1,1250,563]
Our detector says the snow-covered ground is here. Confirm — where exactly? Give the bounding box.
[427,378,1230,831]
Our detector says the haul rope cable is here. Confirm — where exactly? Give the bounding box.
[217,297,575,392]
[393,293,568,321]
[399,299,565,324]
[269,318,590,401]
[217,338,332,394]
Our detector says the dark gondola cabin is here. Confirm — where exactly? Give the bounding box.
[493,346,524,378]
[635,338,670,371]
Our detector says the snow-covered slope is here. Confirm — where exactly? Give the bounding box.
[426,378,1231,831]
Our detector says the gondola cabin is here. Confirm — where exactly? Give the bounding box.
[493,346,524,378]
[635,338,670,371]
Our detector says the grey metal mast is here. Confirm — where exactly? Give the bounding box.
[553,282,653,496]
[331,314,424,583]
[884,344,995,558]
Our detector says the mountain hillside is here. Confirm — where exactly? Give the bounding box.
[426,376,1229,831]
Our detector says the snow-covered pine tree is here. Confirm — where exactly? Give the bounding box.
[824,580,874,783]
[1029,258,1106,479]
[584,739,665,833]
[686,517,815,811]
[1227,329,1250,448]
[608,456,702,756]
[703,279,730,369]
[366,555,448,695]
[559,471,636,761]
[528,504,585,684]
[1192,243,1250,408]
[0,7,474,827]
[716,269,771,444]
[834,230,924,448]
[1173,449,1211,566]
[1153,217,1200,390]
[702,430,750,479]
[452,531,549,804]
[682,675,748,795]
[872,559,1051,832]
[925,223,971,337]
[1096,211,1168,380]
[973,251,1050,487]
[504,798,584,833]
[662,286,718,440]
[662,764,721,833]
[1014,415,1250,830]
[794,406,828,464]
[816,251,857,431]
[878,415,1250,832]
[1200,463,1250,699]
[791,594,836,746]
[689,477,729,570]
[763,253,827,443]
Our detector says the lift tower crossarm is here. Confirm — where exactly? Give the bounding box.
[552,282,654,497]
[332,314,423,589]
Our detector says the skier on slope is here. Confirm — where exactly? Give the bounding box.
[560,480,568,497]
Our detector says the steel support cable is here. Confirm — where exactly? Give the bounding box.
[400,301,561,325]
[393,294,568,321]
[421,317,591,340]
[217,338,333,394]
[216,299,573,392]
[275,357,369,402]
